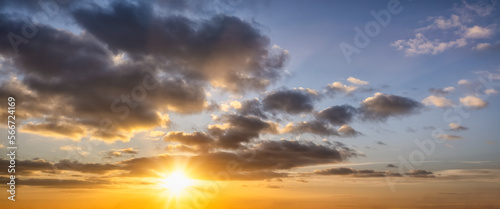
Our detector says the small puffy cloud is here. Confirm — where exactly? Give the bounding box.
[111,52,127,65]
[443,86,456,92]
[229,101,242,109]
[429,87,455,96]
[326,77,371,95]
[449,123,468,131]
[438,134,463,140]
[464,26,493,39]
[459,95,488,109]
[337,124,362,137]
[220,104,231,112]
[422,95,454,107]
[220,100,243,112]
[485,88,498,95]
[346,77,369,85]
[458,79,472,85]
[326,82,358,94]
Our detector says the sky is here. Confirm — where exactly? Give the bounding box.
[0,0,500,208]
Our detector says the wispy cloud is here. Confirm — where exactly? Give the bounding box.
[391,1,496,56]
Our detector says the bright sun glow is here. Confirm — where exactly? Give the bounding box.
[160,171,193,195]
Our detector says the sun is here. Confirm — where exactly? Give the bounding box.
[159,171,193,195]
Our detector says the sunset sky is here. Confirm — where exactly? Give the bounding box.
[1,0,500,208]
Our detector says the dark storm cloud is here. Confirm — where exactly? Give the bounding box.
[0,0,39,11]
[236,98,267,119]
[0,158,52,175]
[153,0,257,15]
[359,93,423,121]
[0,0,73,13]
[223,114,276,131]
[160,140,357,177]
[282,121,338,136]
[72,1,289,93]
[386,164,398,168]
[314,167,357,175]
[166,144,200,153]
[50,139,356,180]
[0,176,109,188]
[0,15,206,141]
[0,0,289,141]
[312,167,435,178]
[52,159,122,174]
[210,114,278,149]
[102,148,139,159]
[22,121,87,139]
[315,105,357,126]
[72,1,155,54]
[0,158,120,175]
[240,140,358,170]
[164,131,214,145]
[405,170,435,178]
[164,131,215,152]
[262,88,320,114]
[5,65,205,141]
[0,139,358,183]
[116,150,294,180]
[20,178,108,188]
[155,0,195,11]
[313,167,401,177]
